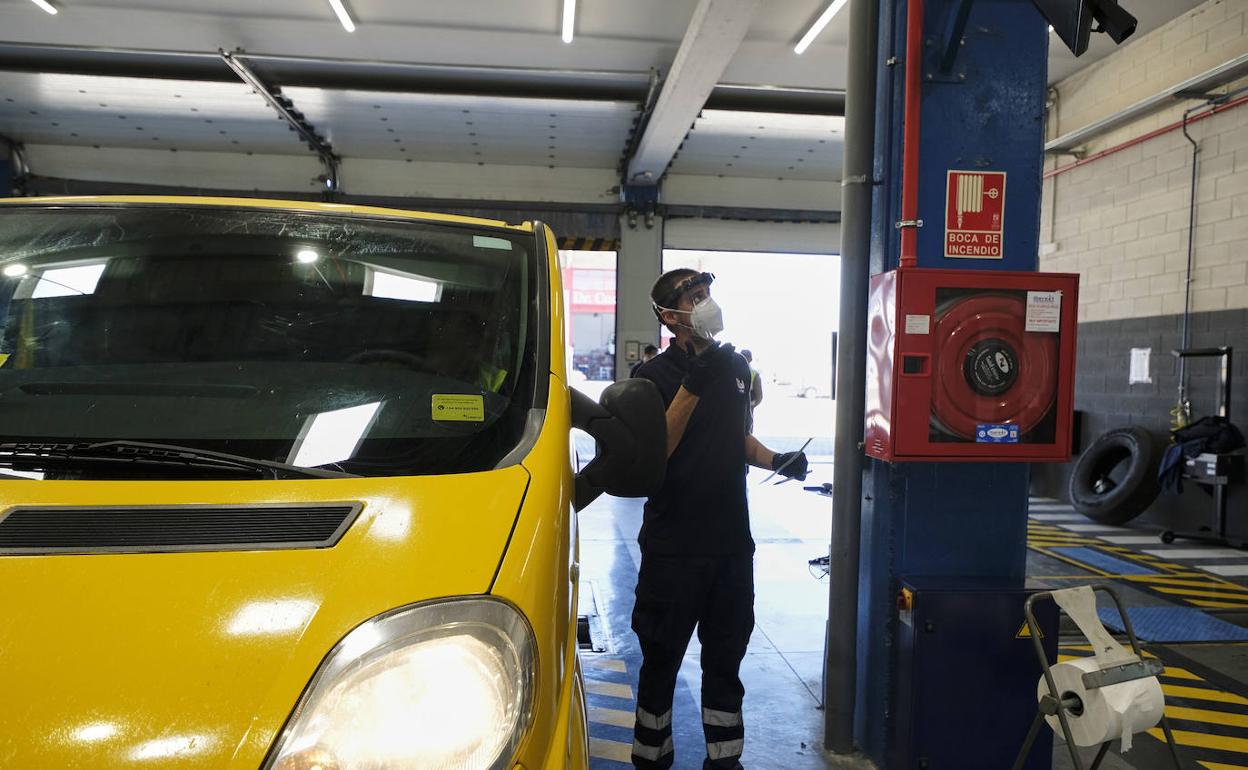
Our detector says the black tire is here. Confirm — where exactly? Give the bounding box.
[1068,426,1162,525]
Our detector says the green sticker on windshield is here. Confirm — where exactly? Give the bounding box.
[432,394,486,422]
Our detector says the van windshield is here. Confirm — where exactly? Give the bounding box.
[0,204,541,479]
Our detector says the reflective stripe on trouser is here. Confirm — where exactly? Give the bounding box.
[632,705,675,768]
[701,707,745,768]
[631,735,674,762]
[707,738,745,761]
[701,707,742,727]
[637,707,672,730]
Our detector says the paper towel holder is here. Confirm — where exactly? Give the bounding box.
[1010,583,1183,770]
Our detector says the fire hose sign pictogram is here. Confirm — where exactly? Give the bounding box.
[945,170,1006,259]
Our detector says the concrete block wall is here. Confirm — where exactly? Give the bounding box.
[1033,0,1248,526]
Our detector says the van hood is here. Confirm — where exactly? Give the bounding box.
[0,468,528,769]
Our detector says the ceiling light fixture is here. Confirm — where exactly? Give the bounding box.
[29,0,58,14]
[562,0,576,44]
[794,0,849,54]
[327,0,355,32]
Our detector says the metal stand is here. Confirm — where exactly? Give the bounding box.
[1161,346,1243,547]
[1010,584,1183,770]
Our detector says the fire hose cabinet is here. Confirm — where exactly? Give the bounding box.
[865,267,1079,462]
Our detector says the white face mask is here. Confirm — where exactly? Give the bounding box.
[658,297,725,340]
[690,297,724,339]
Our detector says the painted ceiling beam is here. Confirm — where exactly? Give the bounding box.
[624,0,762,186]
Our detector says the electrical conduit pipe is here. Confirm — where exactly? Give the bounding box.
[899,0,924,267]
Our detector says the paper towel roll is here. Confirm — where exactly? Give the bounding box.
[1037,657,1164,751]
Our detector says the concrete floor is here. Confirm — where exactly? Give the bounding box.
[578,466,1248,770]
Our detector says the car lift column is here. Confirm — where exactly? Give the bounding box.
[615,211,665,380]
[851,0,1049,761]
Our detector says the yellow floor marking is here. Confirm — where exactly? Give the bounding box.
[1147,727,1248,753]
[582,656,628,673]
[1191,599,1248,610]
[1199,762,1248,770]
[1166,705,1248,728]
[1154,586,1248,601]
[586,679,634,700]
[589,706,636,729]
[1127,575,1248,590]
[1031,575,1134,579]
[1162,667,1205,681]
[1163,684,1248,706]
[589,737,633,763]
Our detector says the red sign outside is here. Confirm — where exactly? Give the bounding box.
[944,170,1006,259]
[563,267,616,313]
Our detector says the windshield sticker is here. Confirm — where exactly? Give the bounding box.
[0,354,7,368]
[472,235,513,251]
[432,394,486,422]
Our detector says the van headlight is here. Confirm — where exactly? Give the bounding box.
[265,598,536,770]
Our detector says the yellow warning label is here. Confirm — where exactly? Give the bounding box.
[432,394,485,422]
[0,353,8,368]
[1017,621,1043,639]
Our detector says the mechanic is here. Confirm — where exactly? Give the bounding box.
[629,268,808,770]
[631,343,659,377]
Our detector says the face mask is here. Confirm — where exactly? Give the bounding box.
[690,297,725,339]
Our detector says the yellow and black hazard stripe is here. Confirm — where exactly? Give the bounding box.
[1057,647,1248,767]
[558,237,620,252]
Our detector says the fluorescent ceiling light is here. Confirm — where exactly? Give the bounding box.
[327,0,355,32]
[296,249,320,264]
[3,264,28,277]
[794,0,849,54]
[29,0,57,14]
[289,402,382,468]
[562,0,576,43]
[697,108,843,134]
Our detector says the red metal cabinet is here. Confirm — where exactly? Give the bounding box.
[865,267,1079,462]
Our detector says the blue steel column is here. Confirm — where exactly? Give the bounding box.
[854,0,1048,761]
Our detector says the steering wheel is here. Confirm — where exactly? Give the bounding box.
[345,349,430,371]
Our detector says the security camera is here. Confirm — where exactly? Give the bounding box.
[1033,0,1137,56]
[1089,0,1136,44]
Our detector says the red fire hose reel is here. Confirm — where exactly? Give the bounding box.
[865,268,1078,462]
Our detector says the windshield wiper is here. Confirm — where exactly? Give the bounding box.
[0,441,358,480]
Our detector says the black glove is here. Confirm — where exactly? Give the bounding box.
[681,342,736,396]
[773,451,809,481]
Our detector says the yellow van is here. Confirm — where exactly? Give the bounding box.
[0,196,664,769]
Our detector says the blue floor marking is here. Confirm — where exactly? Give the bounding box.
[1050,546,1157,575]
[1097,606,1248,643]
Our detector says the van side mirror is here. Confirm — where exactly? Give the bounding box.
[571,379,667,512]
